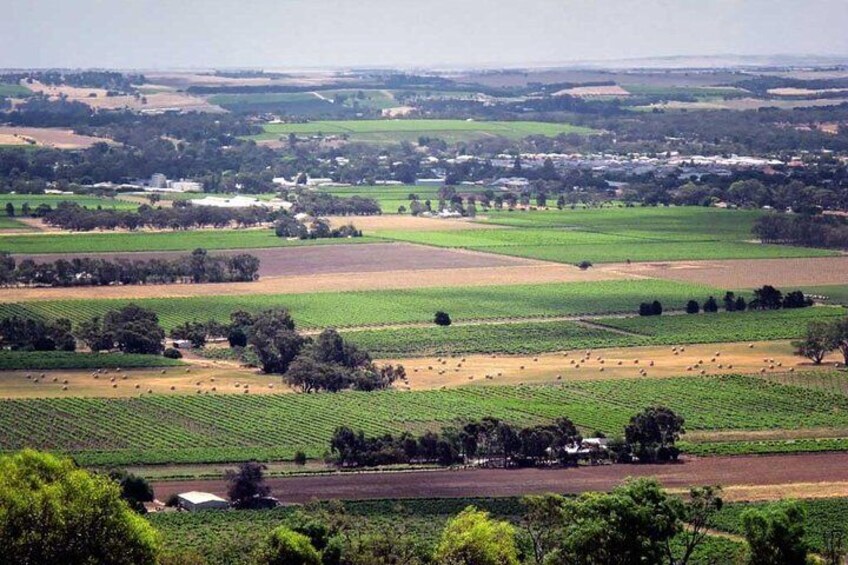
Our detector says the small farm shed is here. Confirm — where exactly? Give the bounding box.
[177,491,229,511]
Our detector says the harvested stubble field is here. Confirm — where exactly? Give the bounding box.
[390,341,818,389]
[615,256,848,288]
[5,374,848,465]
[0,279,716,330]
[0,126,112,149]
[0,363,282,399]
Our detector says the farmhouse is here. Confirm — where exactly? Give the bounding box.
[176,491,229,511]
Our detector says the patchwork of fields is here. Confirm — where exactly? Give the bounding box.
[2,375,848,465]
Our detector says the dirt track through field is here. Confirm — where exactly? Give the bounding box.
[150,452,848,504]
[602,256,848,287]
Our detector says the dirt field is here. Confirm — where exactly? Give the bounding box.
[554,85,631,97]
[327,215,501,232]
[23,81,223,113]
[0,126,111,149]
[0,263,626,302]
[393,340,832,389]
[602,256,848,287]
[149,451,848,503]
[12,242,532,278]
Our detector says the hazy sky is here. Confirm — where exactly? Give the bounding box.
[3,0,848,69]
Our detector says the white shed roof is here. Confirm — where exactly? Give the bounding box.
[178,491,227,505]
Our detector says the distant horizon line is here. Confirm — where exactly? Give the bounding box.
[3,52,848,75]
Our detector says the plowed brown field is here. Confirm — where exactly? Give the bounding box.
[150,452,848,504]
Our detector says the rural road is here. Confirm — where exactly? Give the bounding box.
[151,452,848,503]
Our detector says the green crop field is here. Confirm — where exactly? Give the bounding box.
[0,193,138,211]
[380,228,834,263]
[0,351,183,371]
[0,83,31,97]
[2,374,847,465]
[342,306,845,357]
[0,279,718,331]
[375,206,838,263]
[0,216,27,230]
[249,119,597,143]
[345,320,635,357]
[595,306,847,346]
[481,206,766,240]
[148,497,739,565]
[0,230,380,254]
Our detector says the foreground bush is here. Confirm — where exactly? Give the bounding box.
[0,449,160,564]
[433,506,519,565]
[257,526,321,565]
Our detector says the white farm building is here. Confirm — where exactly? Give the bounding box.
[176,491,229,511]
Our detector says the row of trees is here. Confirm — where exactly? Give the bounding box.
[0,249,259,287]
[288,192,381,216]
[681,287,811,315]
[0,449,820,565]
[41,202,278,231]
[274,216,362,239]
[795,317,848,365]
[329,406,684,469]
[753,213,848,248]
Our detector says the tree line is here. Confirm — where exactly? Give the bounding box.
[753,212,848,249]
[41,202,276,231]
[0,249,259,287]
[643,287,813,316]
[274,216,362,239]
[329,406,684,469]
[285,191,382,216]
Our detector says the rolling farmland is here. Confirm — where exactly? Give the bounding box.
[3,375,848,466]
